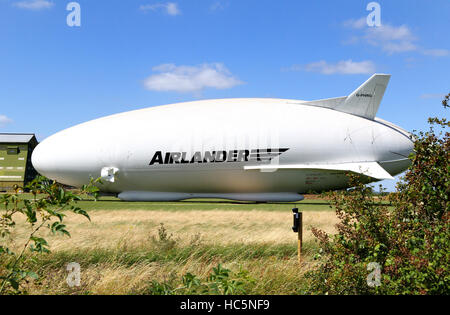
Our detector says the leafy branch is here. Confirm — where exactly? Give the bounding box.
[0,176,100,294]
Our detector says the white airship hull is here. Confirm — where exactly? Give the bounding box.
[32,74,414,202]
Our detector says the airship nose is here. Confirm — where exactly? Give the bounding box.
[31,132,97,187]
[32,138,58,180]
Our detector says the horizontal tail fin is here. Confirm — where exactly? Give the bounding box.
[244,161,394,180]
[303,74,391,120]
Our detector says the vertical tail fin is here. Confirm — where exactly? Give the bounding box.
[338,74,391,119]
[303,74,391,120]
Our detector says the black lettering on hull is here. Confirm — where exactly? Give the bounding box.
[149,148,289,166]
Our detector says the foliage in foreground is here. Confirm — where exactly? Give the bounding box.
[0,177,99,294]
[148,263,255,295]
[306,94,449,294]
[146,223,253,295]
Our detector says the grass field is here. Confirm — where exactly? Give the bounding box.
[6,196,340,294]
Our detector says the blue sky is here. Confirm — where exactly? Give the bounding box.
[0,0,449,191]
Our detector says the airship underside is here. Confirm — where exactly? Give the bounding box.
[32,74,414,202]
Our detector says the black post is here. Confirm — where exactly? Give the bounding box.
[292,208,303,263]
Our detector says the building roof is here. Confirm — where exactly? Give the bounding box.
[0,133,36,143]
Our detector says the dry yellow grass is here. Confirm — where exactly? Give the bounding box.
[7,208,338,294]
[11,210,338,251]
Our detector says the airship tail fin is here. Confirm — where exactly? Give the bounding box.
[339,73,391,119]
[245,161,394,180]
[303,74,391,120]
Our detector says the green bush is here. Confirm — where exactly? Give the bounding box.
[305,94,449,295]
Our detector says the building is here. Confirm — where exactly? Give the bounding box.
[0,133,39,192]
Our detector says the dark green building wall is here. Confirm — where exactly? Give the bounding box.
[0,134,38,192]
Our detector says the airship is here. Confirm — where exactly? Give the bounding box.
[32,74,413,202]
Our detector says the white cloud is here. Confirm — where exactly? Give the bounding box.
[422,49,450,57]
[210,1,228,11]
[0,115,13,127]
[165,3,180,15]
[343,17,367,30]
[366,24,416,42]
[140,2,181,16]
[344,19,417,54]
[420,93,446,99]
[144,63,243,93]
[13,0,54,10]
[344,18,448,57]
[366,24,417,54]
[288,60,376,75]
